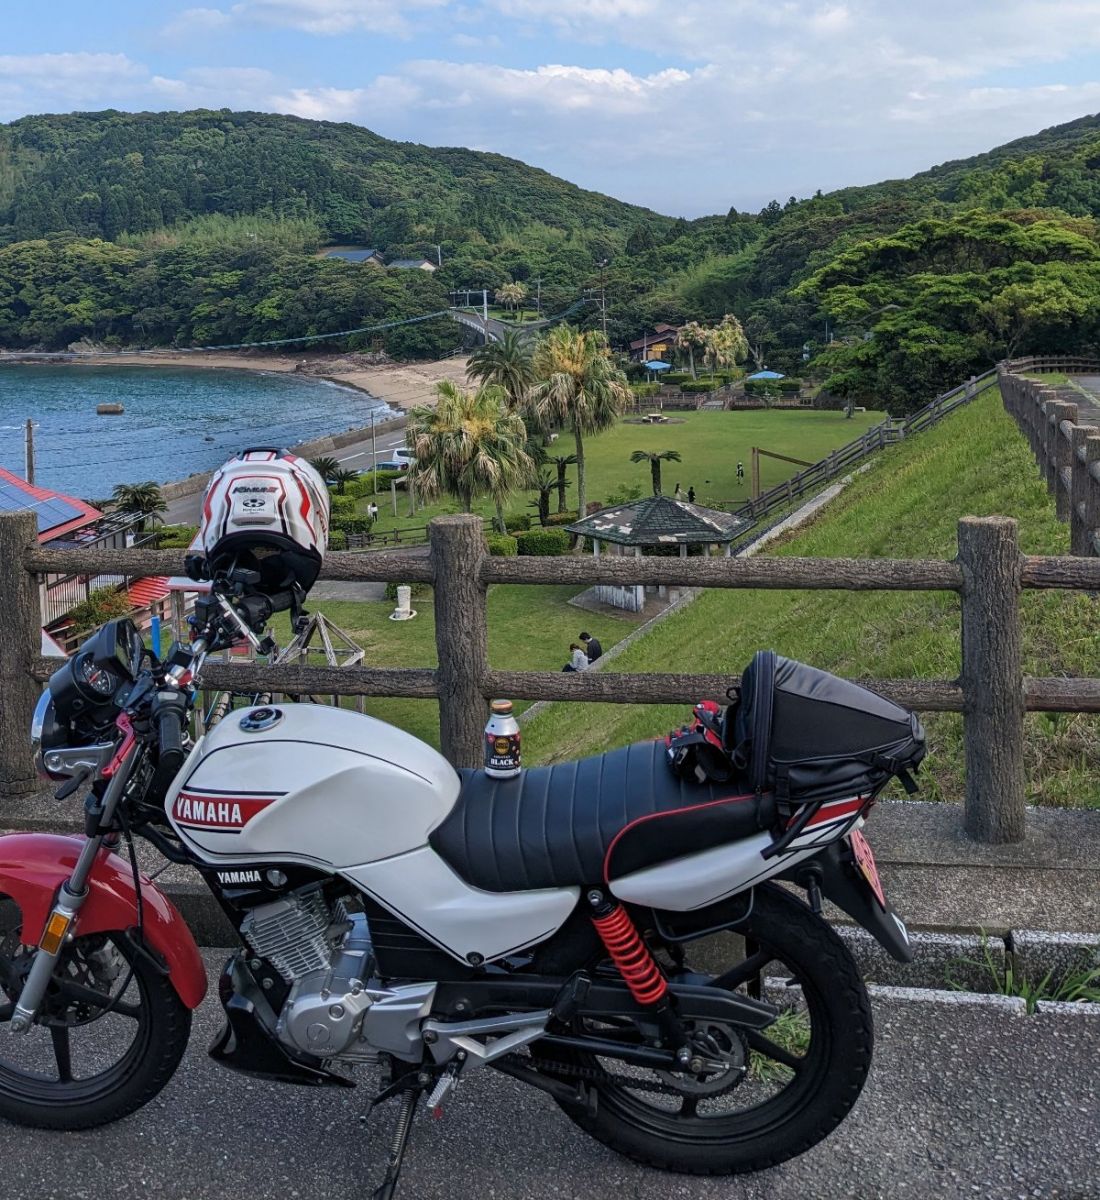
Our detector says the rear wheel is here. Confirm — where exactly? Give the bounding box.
[0,896,192,1130]
[534,884,873,1175]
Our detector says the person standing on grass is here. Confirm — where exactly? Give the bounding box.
[367,501,379,521]
[673,482,683,500]
[736,461,744,484]
[687,486,696,503]
[580,631,603,663]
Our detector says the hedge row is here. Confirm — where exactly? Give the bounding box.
[486,532,519,556]
[332,514,375,535]
[504,514,532,532]
[515,528,570,556]
[542,511,579,526]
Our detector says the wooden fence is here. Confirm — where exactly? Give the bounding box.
[998,358,1100,556]
[3,510,1100,845]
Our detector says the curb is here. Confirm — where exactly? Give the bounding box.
[864,984,1028,1014]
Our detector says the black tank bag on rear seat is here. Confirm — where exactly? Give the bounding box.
[727,650,926,847]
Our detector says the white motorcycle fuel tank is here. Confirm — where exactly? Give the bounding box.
[164,704,461,868]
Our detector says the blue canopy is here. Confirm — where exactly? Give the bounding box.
[746,370,784,380]
[644,360,671,371]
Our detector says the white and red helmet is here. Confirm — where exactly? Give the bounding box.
[186,448,330,595]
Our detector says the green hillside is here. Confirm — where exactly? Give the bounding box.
[522,384,1100,809]
[4,106,1100,396]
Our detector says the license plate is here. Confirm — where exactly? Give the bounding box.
[849,829,886,909]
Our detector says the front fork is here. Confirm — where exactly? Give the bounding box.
[10,752,131,1033]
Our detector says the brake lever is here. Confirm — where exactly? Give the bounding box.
[55,768,92,801]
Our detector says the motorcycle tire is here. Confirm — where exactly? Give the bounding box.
[0,908,192,1131]
[538,883,873,1175]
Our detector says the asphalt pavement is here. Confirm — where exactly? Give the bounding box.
[3,954,1097,1200]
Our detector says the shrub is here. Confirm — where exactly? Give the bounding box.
[779,378,802,393]
[329,494,357,517]
[515,528,570,556]
[681,378,720,393]
[661,372,692,386]
[156,523,198,549]
[332,514,375,535]
[68,586,133,636]
[629,382,661,398]
[327,528,347,550]
[543,510,579,526]
[504,514,531,533]
[486,532,519,556]
[346,475,374,499]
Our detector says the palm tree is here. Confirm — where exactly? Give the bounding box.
[547,452,578,512]
[530,325,631,522]
[330,468,358,495]
[676,321,708,380]
[111,481,166,532]
[407,380,535,515]
[494,281,528,318]
[309,456,340,483]
[530,469,557,526]
[467,329,535,410]
[630,449,682,496]
[703,313,749,377]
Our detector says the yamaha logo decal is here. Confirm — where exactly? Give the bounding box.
[172,790,283,833]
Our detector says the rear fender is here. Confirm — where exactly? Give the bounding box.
[781,838,913,963]
[0,833,207,1009]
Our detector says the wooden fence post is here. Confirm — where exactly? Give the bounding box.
[1053,405,1078,522]
[429,514,489,767]
[0,512,44,797]
[958,516,1025,844]
[1070,425,1100,556]
[1077,434,1100,557]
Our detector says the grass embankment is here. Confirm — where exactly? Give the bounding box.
[355,408,884,534]
[522,385,1100,809]
[272,585,643,748]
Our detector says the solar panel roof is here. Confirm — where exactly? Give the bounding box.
[0,477,85,534]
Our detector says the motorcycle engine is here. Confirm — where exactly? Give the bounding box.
[239,889,380,1061]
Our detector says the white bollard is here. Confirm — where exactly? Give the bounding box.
[388,584,417,621]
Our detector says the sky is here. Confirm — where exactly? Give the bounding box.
[3,1,1100,217]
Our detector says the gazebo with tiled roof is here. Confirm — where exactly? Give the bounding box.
[565,495,753,611]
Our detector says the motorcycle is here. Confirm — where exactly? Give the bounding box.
[0,457,925,1197]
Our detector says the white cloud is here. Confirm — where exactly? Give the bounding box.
[160,7,232,37]
[186,0,450,36]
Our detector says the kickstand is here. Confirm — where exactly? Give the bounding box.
[371,1084,422,1200]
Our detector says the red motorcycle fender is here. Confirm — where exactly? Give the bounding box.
[0,833,207,1010]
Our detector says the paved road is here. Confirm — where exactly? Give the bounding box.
[1066,376,1100,424]
[164,426,410,526]
[3,954,1097,1200]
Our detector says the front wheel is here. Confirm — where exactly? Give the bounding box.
[0,897,192,1130]
[536,884,873,1175]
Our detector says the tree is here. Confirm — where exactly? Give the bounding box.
[494,281,528,317]
[675,321,708,380]
[466,328,535,409]
[703,313,749,376]
[111,481,166,531]
[630,449,682,496]
[547,452,578,512]
[530,469,557,525]
[530,325,631,522]
[407,380,535,513]
[309,456,340,483]
[330,468,358,495]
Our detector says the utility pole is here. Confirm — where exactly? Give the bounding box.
[24,420,34,485]
[371,410,378,494]
[533,276,542,316]
[482,288,488,323]
[598,259,609,340]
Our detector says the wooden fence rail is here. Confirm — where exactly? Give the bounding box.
[998,359,1100,556]
[4,503,1100,845]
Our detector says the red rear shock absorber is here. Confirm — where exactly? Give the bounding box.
[587,890,668,1006]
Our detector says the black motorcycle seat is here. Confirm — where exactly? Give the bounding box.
[429,740,774,893]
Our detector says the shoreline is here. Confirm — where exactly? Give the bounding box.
[0,349,470,413]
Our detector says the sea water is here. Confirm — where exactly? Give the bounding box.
[0,365,390,498]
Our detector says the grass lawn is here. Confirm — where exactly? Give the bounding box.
[353,408,885,533]
[271,585,643,749]
[521,384,1100,809]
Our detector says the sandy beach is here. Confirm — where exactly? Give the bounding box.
[0,349,470,411]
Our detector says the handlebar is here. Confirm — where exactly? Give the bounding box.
[151,689,188,774]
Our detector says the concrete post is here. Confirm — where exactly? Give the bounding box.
[0,512,44,796]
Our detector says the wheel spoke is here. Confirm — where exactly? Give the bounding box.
[55,978,141,1019]
[745,1030,805,1073]
[710,949,770,992]
[50,1025,73,1082]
